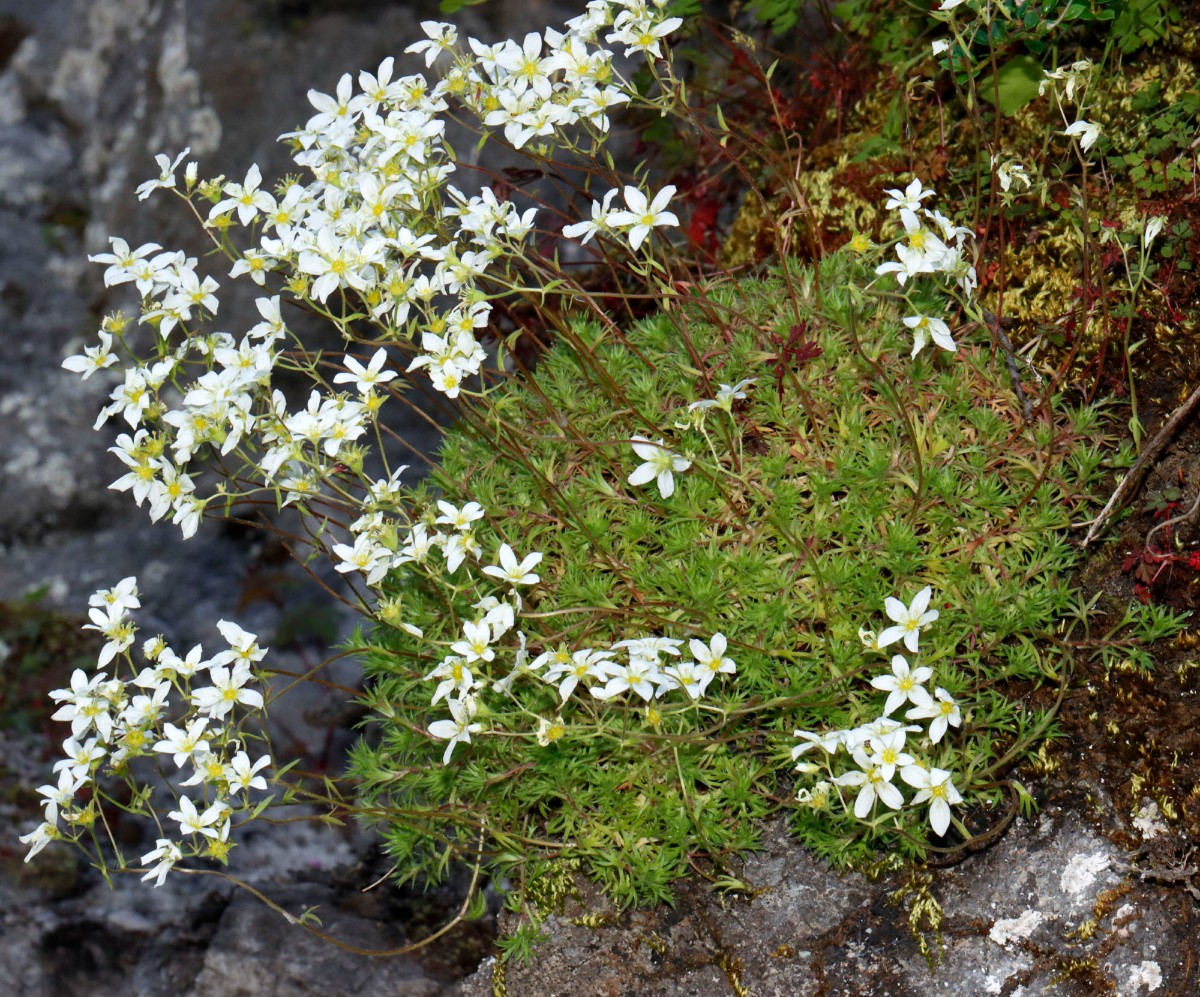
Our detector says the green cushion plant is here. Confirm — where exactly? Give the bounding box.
[350,247,1112,945]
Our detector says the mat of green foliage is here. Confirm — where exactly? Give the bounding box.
[349,249,1114,924]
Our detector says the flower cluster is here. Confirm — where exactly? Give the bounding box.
[871,178,977,357]
[399,496,736,763]
[626,376,760,494]
[1041,59,1102,154]
[563,184,679,250]
[61,0,684,545]
[426,631,736,763]
[793,586,964,838]
[20,578,272,884]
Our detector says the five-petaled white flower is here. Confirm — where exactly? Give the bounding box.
[136,148,191,201]
[608,185,679,251]
[563,189,619,244]
[690,633,736,689]
[870,654,934,717]
[903,315,957,357]
[140,838,182,886]
[451,620,496,664]
[544,648,616,702]
[689,378,757,415]
[226,750,272,793]
[627,435,690,498]
[482,543,543,587]
[210,163,275,226]
[900,764,962,836]
[333,348,397,394]
[168,795,228,839]
[191,663,264,720]
[428,694,483,764]
[1062,119,1101,153]
[834,746,905,818]
[877,586,940,653]
[905,687,962,743]
[62,331,119,380]
[153,718,211,768]
[883,178,936,215]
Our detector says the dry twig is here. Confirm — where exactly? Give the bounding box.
[1082,381,1200,546]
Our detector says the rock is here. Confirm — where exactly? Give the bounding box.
[458,809,1197,995]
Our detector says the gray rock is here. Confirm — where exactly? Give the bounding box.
[459,810,1198,995]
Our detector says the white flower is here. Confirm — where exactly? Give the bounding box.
[153,718,211,768]
[451,620,495,664]
[1062,119,1101,153]
[883,178,936,215]
[89,576,141,614]
[607,13,681,59]
[210,163,275,226]
[62,331,119,380]
[53,736,106,781]
[82,603,137,669]
[834,746,905,818]
[168,796,229,839]
[563,189,620,244]
[212,621,266,668]
[993,158,1031,193]
[226,750,272,793]
[135,148,190,200]
[140,838,182,886]
[875,243,934,286]
[191,662,264,719]
[792,728,846,760]
[689,378,756,414]
[19,821,60,862]
[627,435,690,498]
[689,632,736,690]
[435,500,485,531]
[663,659,706,700]
[592,658,659,701]
[607,185,679,251]
[405,21,458,67]
[1040,59,1094,102]
[482,543,543,587]
[870,655,934,716]
[899,764,962,836]
[428,695,483,764]
[905,686,962,743]
[36,768,85,823]
[543,648,617,702]
[1143,215,1165,248]
[425,656,475,706]
[903,314,957,357]
[536,715,567,746]
[876,586,939,653]
[865,729,915,782]
[332,533,391,586]
[333,348,397,394]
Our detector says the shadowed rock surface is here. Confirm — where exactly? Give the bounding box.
[460,808,1197,995]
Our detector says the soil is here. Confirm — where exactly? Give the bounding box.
[1041,321,1200,905]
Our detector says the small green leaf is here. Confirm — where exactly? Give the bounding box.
[980,55,1043,116]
